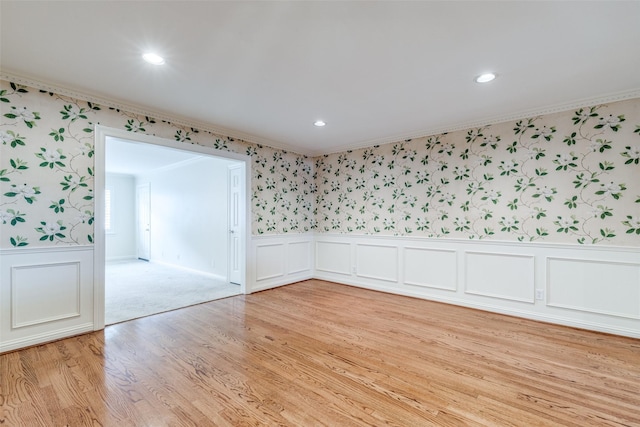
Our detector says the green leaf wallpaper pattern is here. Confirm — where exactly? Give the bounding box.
[315,101,640,245]
[0,79,638,248]
[0,80,314,248]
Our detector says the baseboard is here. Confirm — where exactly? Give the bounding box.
[251,273,314,293]
[148,260,227,282]
[314,273,640,339]
[312,234,640,339]
[106,256,137,262]
[0,323,95,354]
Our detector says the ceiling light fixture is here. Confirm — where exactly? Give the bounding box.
[314,120,326,127]
[475,72,496,83]
[142,52,165,65]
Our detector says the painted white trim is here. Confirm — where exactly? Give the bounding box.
[0,323,94,354]
[316,232,640,253]
[546,256,640,320]
[313,234,640,338]
[1,71,306,156]
[0,245,94,255]
[322,91,640,156]
[403,246,457,291]
[312,275,640,339]
[11,261,82,328]
[249,234,315,293]
[355,243,399,283]
[3,72,638,157]
[463,251,536,303]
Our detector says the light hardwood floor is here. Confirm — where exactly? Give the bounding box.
[1,279,639,426]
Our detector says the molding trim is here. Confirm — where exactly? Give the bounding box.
[463,251,535,304]
[11,261,82,328]
[546,256,640,320]
[0,323,94,354]
[0,245,94,255]
[0,71,309,157]
[403,246,458,291]
[315,233,640,253]
[3,71,638,158]
[320,90,640,156]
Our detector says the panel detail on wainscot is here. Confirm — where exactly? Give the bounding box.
[288,241,311,274]
[356,244,398,283]
[465,251,535,303]
[403,247,457,291]
[255,243,285,281]
[316,241,351,275]
[11,262,81,328]
[547,257,640,319]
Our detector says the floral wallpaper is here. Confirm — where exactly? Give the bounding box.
[1,78,639,249]
[0,80,315,248]
[315,98,640,246]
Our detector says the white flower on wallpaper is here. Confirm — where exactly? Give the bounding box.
[315,102,640,245]
[1,79,639,248]
[0,80,315,248]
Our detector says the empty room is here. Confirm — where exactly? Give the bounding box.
[1,1,639,426]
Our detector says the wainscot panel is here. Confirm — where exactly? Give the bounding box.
[547,257,640,320]
[313,234,640,338]
[403,247,457,291]
[315,240,351,275]
[356,244,398,283]
[0,246,95,353]
[250,234,314,292]
[465,251,535,303]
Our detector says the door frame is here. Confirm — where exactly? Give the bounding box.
[93,125,250,330]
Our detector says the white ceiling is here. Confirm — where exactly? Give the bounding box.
[2,1,639,156]
[105,137,207,176]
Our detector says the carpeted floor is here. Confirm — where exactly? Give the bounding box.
[105,259,241,325]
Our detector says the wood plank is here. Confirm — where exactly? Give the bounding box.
[1,279,639,426]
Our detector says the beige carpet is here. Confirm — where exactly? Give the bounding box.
[105,260,241,325]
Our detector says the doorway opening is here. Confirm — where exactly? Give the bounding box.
[94,126,249,328]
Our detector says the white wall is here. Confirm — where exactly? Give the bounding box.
[0,246,95,353]
[137,157,234,279]
[105,173,136,261]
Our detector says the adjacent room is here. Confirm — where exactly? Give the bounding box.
[104,137,243,324]
[1,1,639,426]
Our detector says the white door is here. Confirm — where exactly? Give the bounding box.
[137,183,150,261]
[228,164,243,284]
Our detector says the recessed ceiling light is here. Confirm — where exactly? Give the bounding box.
[142,52,165,65]
[314,120,326,127]
[475,73,496,83]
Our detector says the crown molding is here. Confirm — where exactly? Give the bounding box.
[318,88,640,156]
[2,69,639,158]
[0,69,314,157]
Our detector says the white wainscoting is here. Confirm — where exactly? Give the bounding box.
[249,234,314,292]
[0,246,95,353]
[313,234,640,338]
[356,243,399,283]
[2,234,638,352]
[465,251,535,303]
[404,247,457,291]
[547,257,640,320]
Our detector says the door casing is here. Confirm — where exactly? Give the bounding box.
[94,125,250,330]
